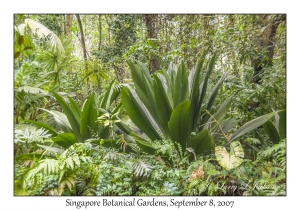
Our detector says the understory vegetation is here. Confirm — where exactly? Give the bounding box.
[14,14,286,196]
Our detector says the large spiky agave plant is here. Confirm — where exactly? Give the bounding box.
[120,51,226,155]
[120,50,281,158]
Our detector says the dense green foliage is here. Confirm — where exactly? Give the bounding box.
[14,14,286,196]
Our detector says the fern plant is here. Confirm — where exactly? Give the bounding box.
[18,143,94,195]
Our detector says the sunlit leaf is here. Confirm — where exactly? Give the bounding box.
[215,141,244,170]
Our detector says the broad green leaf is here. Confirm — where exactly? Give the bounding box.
[230,111,279,141]
[121,86,161,140]
[114,120,133,136]
[132,135,156,155]
[136,61,153,85]
[168,100,191,151]
[40,109,72,133]
[189,51,207,130]
[52,133,76,149]
[215,141,244,170]
[278,110,286,139]
[127,61,153,106]
[25,18,65,57]
[153,74,172,138]
[52,92,82,142]
[173,62,189,108]
[188,129,214,155]
[263,121,281,144]
[80,94,98,141]
[164,62,176,107]
[97,124,110,139]
[24,120,58,137]
[127,61,163,134]
[68,96,81,124]
[15,23,26,35]
[100,80,115,109]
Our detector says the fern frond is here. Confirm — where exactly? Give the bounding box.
[261,140,285,157]
[132,159,153,177]
[40,159,59,175]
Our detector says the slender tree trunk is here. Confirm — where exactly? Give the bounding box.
[105,15,111,45]
[76,14,88,62]
[145,14,160,73]
[98,14,102,51]
[65,14,73,36]
[76,14,89,89]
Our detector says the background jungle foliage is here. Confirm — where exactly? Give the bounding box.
[14,14,286,196]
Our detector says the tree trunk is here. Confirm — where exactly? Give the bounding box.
[98,14,102,51]
[65,14,73,36]
[76,14,89,89]
[105,15,111,45]
[252,14,285,84]
[76,14,88,62]
[145,14,160,73]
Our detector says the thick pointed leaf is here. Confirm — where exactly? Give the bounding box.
[189,50,210,130]
[114,120,133,136]
[165,61,177,87]
[212,118,238,140]
[164,62,176,107]
[130,133,156,155]
[97,124,110,139]
[168,100,191,151]
[173,62,189,108]
[121,86,161,140]
[215,140,244,170]
[68,96,81,124]
[230,111,279,141]
[40,108,72,132]
[278,110,286,139]
[198,54,217,118]
[204,95,233,131]
[188,129,214,155]
[52,133,76,149]
[80,94,98,141]
[24,120,58,137]
[136,61,153,85]
[100,80,115,109]
[127,61,164,134]
[153,74,172,138]
[52,92,82,142]
[263,121,281,144]
[127,61,153,106]
[202,71,230,123]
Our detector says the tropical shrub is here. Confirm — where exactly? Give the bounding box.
[25,81,121,149]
